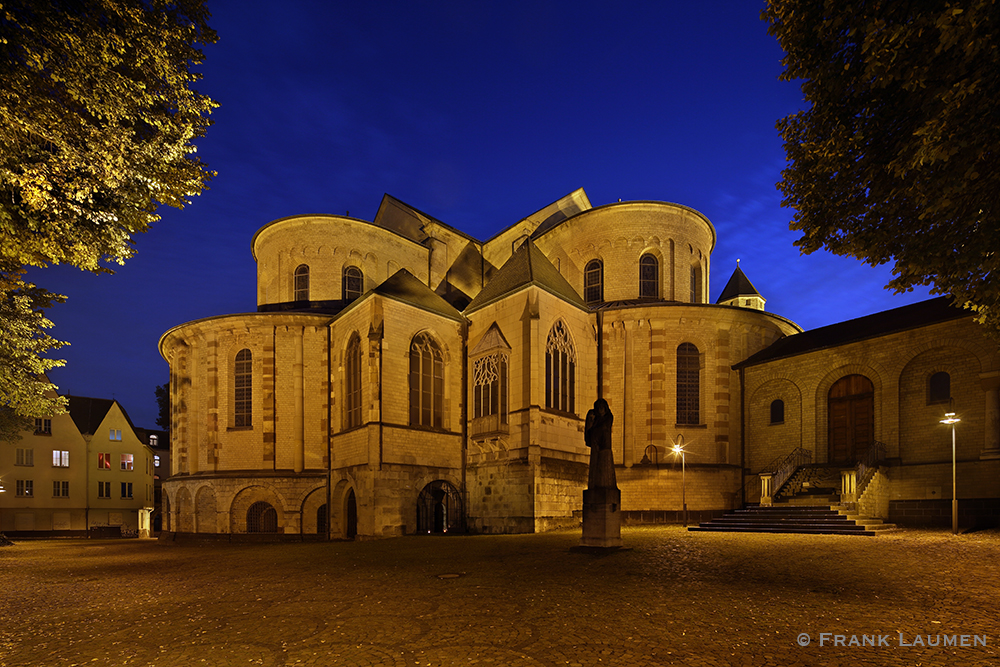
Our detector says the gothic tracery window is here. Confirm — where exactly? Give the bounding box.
[474,352,508,423]
[545,321,576,414]
[409,332,444,428]
[234,349,252,428]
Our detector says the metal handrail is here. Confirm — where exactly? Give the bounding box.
[855,440,887,498]
[770,447,813,497]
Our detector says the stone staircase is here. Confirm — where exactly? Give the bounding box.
[688,504,895,535]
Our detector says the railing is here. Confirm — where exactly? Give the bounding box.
[842,440,888,504]
[758,446,812,506]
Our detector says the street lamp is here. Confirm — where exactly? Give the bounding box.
[672,436,687,527]
[940,407,961,534]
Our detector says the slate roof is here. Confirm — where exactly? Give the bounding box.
[370,269,465,321]
[465,239,586,312]
[67,396,134,436]
[735,297,969,369]
[717,265,762,303]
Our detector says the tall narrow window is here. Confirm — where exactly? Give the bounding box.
[929,372,950,404]
[690,263,702,303]
[473,353,508,423]
[409,333,444,428]
[234,348,252,427]
[343,266,364,302]
[293,264,309,301]
[545,321,576,414]
[639,254,658,298]
[770,399,785,424]
[584,260,603,304]
[676,343,700,425]
[345,333,362,429]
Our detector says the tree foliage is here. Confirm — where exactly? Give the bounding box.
[155,382,170,434]
[764,0,1000,334]
[0,0,217,430]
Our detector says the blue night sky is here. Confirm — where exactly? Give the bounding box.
[34,0,933,428]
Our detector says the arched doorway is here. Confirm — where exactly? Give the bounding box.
[247,501,278,533]
[345,490,357,539]
[416,480,463,534]
[828,374,874,464]
[316,504,327,537]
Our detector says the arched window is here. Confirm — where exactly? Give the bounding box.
[343,266,363,302]
[246,501,277,533]
[690,263,703,303]
[545,321,576,413]
[473,352,508,422]
[584,259,603,304]
[234,349,252,428]
[293,264,309,301]
[409,332,444,428]
[929,371,951,404]
[676,343,700,425]
[345,334,362,428]
[639,254,658,298]
[770,399,785,424]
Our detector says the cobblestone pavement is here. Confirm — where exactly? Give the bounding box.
[1,527,998,666]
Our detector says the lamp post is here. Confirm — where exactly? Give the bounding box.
[672,437,687,527]
[940,408,961,534]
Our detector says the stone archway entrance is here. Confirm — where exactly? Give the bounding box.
[416,480,463,534]
[828,374,874,464]
[345,489,357,539]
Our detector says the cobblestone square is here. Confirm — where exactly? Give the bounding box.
[1,527,997,666]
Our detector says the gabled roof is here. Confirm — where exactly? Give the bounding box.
[471,322,511,354]
[371,269,464,321]
[465,239,586,312]
[735,297,969,369]
[716,265,762,303]
[67,396,135,436]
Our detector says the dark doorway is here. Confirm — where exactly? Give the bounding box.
[828,374,874,464]
[345,490,357,539]
[416,480,463,534]
[247,501,278,533]
[316,504,327,536]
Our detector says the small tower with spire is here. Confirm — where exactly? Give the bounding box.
[716,259,766,311]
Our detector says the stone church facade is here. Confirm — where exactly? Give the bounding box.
[159,188,1000,538]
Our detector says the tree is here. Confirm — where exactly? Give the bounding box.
[155,382,170,434]
[0,0,217,430]
[763,0,1000,334]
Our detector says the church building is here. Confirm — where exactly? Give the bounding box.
[159,188,1000,538]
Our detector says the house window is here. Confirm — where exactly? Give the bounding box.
[293,264,309,301]
[690,264,703,303]
[53,481,69,497]
[639,254,658,298]
[770,399,785,424]
[343,266,363,302]
[109,428,121,441]
[929,372,951,404]
[409,333,444,428]
[677,343,700,425]
[15,448,33,466]
[154,455,161,468]
[545,321,576,414]
[34,418,51,435]
[473,351,509,424]
[52,450,69,467]
[345,333,362,429]
[120,454,134,471]
[98,481,111,498]
[98,452,111,469]
[584,260,603,304]
[16,480,33,497]
[149,435,158,447]
[121,482,133,499]
[234,348,252,427]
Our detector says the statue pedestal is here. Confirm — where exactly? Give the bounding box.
[581,487,622,548]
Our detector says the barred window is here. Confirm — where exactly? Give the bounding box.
[676,343,700,425]
[545,321,576,414]
[247,501,278,533]
[409,333,444,428]
[234,349,252,427]
[345,333,362,429]
[639,254,658,298]
[584,260,603,304]
[343,266,363,302]
[293,264,309,301]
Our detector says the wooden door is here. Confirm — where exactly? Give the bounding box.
[828,375,874,464]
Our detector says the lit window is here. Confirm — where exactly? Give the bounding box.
[343,266,363,302]
[34,418,51,435]
[121,482,133,499]
[345,333,362,429]
[109,429,121,441]
[98,481,111,498]
[154,455,160,468]
[16,480,33,497]
[15,448,34,466]
[98,452,111,469]
[545,321,576,414]
[770,399,785,424]
[294,264,310,301]
[584,260,603,304]
[639,254,658,298]
[929,372,950,404]
[409,332,444,428]
[52,450,69,467]
[149,435,158,447]
[677,343,700,425]
[234,348,252,427]
[53,481,69,497]
[120,454,134,471]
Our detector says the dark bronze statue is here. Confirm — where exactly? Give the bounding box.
[585,398,617,490]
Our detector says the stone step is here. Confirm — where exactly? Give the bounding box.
[688,503,883,536]
[689,525,877,536]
